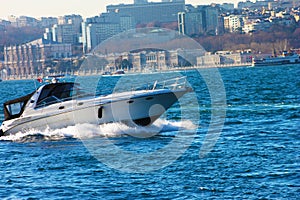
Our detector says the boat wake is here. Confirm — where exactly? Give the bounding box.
[0,119,196,142]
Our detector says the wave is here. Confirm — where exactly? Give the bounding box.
[0,119,196,142]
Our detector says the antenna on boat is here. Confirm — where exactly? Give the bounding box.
[33,78,38,91]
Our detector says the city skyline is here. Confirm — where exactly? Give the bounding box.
[1,0,241,20]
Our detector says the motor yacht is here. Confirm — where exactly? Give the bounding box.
[0,77,191,136]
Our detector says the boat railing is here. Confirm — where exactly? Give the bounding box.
[138,76,188,91]
[35,76,190,106]
[76,76,189,97]
[159,76,188,90]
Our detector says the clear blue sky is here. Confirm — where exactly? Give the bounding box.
[0,0,241,20]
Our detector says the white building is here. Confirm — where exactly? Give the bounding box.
[44,15,83,44]
[224,15,243,33]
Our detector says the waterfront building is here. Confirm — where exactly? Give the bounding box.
[106,0,185,24]
[82,48,202,72]
[197,53,221,66]
[220,52,242,64]
[3,38,72,76]
[197,51,252,67]
[145,51,168,70]
[130,52,146,71]
[168,50,181,67]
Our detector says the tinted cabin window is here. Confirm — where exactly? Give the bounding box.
[36,83,74,107]
[6,102,24,116]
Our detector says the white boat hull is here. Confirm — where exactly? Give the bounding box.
[0,88,189,135]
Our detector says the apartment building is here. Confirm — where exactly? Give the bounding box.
[224,15,243,33]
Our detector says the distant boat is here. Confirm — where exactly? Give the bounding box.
[42,74,76,83]
[101,70,125,76]
[252,51,300,66]
[113,70,125,75]
[102,71,112,76]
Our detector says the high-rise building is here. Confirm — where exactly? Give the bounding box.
[178,12,186,34]
[43,28,53,41]
[82,22,121,53]
[106,0,185,24]
[201,6,219,34]
[52,24,79,44]
[58,15,82,32]
[44,15,83,45]
[81,14,135,53]
[178,5,219,36]
[178,11,204,36]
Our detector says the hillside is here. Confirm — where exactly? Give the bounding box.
[194,24,300,54]
[0,23,300,61]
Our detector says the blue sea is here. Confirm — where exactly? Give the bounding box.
[0,65,299,199]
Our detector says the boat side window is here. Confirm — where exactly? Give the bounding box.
[37,96,61,107]
[6,102,24,116]
[52,84,72,100]
[38,88,53,102]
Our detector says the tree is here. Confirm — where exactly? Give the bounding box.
[0,25,43,46]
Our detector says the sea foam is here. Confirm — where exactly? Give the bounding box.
[0,119,196,142]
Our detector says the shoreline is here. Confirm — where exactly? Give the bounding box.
[1,63,252,81]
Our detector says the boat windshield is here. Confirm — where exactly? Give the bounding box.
[36,83,81,108]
